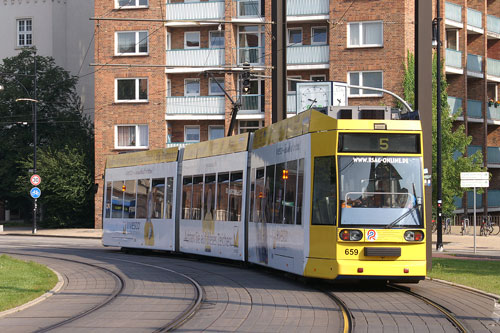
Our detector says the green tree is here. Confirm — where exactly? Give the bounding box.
[400,51,484,216]
[0,48,94,227]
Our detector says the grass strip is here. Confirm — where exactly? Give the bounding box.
[429,257,500,297]
[0,254,58,312]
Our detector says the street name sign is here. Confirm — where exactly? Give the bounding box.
[460,172,489,188]
[460,172,489,180]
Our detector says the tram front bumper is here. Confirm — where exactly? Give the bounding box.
[336,259,426,279]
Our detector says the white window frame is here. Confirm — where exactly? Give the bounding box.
[347,21,384,48]
[310,75,326,82]
[16,18,33,48]
[115,31,149,56]
[445,29,459,50]
[166,32,171,51]
[115,78,148,103]
[115,0,149,9]
[311,26,327,45]
[209,77,225,95]
[209,30,225,49]
[184,31,201,49]
[208,125,225,140]
[166,79,171,97]
[184,79,200,96]
[114,124,149,149]
[287,28,303,46]
[238,120,263,134]
[287,76,301,93]
[347,70,384,97]
[238,25,265,65]
[184,125,200,143]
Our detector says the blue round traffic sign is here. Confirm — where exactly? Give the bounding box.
[30,187,41,199]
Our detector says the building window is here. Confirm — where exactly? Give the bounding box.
[116,31,148,55]
[17,19,33,47]
[238,0,260,16]
[116,0,148,9]
[446,29,459,50]
[209,31,225,48]
[209,78,225,95]
[310,75,326,82]
[238,25,265,64]
[209,125,225,140]
[348,71,383,97]
[115,78,148,102]
[184,126,200,143]
[115,125,149,149]
[239,120,263,134]
[312,27,327,45]
[287,76,301,93]
[185,32,200,49]
[184,79,200,96]
[348,21,383,48]
[288,28,303,46]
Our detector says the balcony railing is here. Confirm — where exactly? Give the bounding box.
[487,15,500,35]
[468,145,482,157]
[166,48,225,67]
[467,53,483,73]
[448,96,462,116]
[467,99,482,119]
[287,45,329,64]
[467,8,482,29]
[453,192,483,209]
[287,0,329,16]
[445,48,462,69]
[166,96,225,115]
[239,94,263,113]
[165,1,225,21]
[488,147,500,164]
[488,105,500,121]
[487,58,500,78]
[287,94,297,114]
[445,2,462,23]
[237,47,265,65]
[488,190,500,207]
[237,0,260,17]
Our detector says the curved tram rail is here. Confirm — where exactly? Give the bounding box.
[2,251,203,333]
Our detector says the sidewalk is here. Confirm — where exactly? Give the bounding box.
[0,226,102,239]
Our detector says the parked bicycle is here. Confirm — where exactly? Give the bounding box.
[461,217,469,235]
[480,216,500,236]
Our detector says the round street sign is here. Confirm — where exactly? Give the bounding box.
[30,187,41,199]
[30,174,41,186]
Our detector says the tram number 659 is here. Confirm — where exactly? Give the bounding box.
[345,249,359,255]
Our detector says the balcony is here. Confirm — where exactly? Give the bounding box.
[287,0,329,18]
[487,15,500,39]
[287,94,297,115]
[448,96,463,117]
[466,8,483,34]
[488,104,500,123]
[488,190,500,208]
[467,99,483,120]
[488,147,500,166]
[166,48,225,69]
[487,58,500,82]
[237,47,265,65]
[287,45,329,68]
[445,48,463,74]
[467,53,483,78]
[445,2,463,28]
[165,1,225,23]
[453,192,483,209]
[166,96,225,119]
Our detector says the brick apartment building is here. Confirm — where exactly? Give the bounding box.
[93,0,496,228]
[437,0,500,216]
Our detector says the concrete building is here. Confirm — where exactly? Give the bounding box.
[0,0,95,118]
[93,0,417,228]
[438,0,500,216]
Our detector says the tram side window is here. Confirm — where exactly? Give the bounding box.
[105,181,112,218]
[136,179,150,219]
[216,173,229,221]
[112,181,124,218]
[254,168,265,222]
[152,178,165,219]
[166,177,174,219]
[312,156,336,225]
[249,168,255,222]
[296,158,304,225]
[229,171,243,221]
[284,160,297,225]
[264,165,275,223]
[274,162,286,224]
[204,174,216,221]
[192,176,203,220]
[182,176,193,219]
[124,180,136,219]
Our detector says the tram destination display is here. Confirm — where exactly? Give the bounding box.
[338,133,421,153]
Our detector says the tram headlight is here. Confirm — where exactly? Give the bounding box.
[404,230,424,242]
[339,229,363,241]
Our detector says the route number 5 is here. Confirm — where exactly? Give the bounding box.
[379,138,389,150]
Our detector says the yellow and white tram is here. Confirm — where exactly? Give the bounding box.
[102,109,426,282]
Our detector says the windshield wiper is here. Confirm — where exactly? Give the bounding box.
[384,204,420,229]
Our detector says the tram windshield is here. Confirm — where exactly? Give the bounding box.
[338,156,423,228]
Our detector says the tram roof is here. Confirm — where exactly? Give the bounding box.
[252,110,422,149]
[183,132,250,160]
[105,147,179,169]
